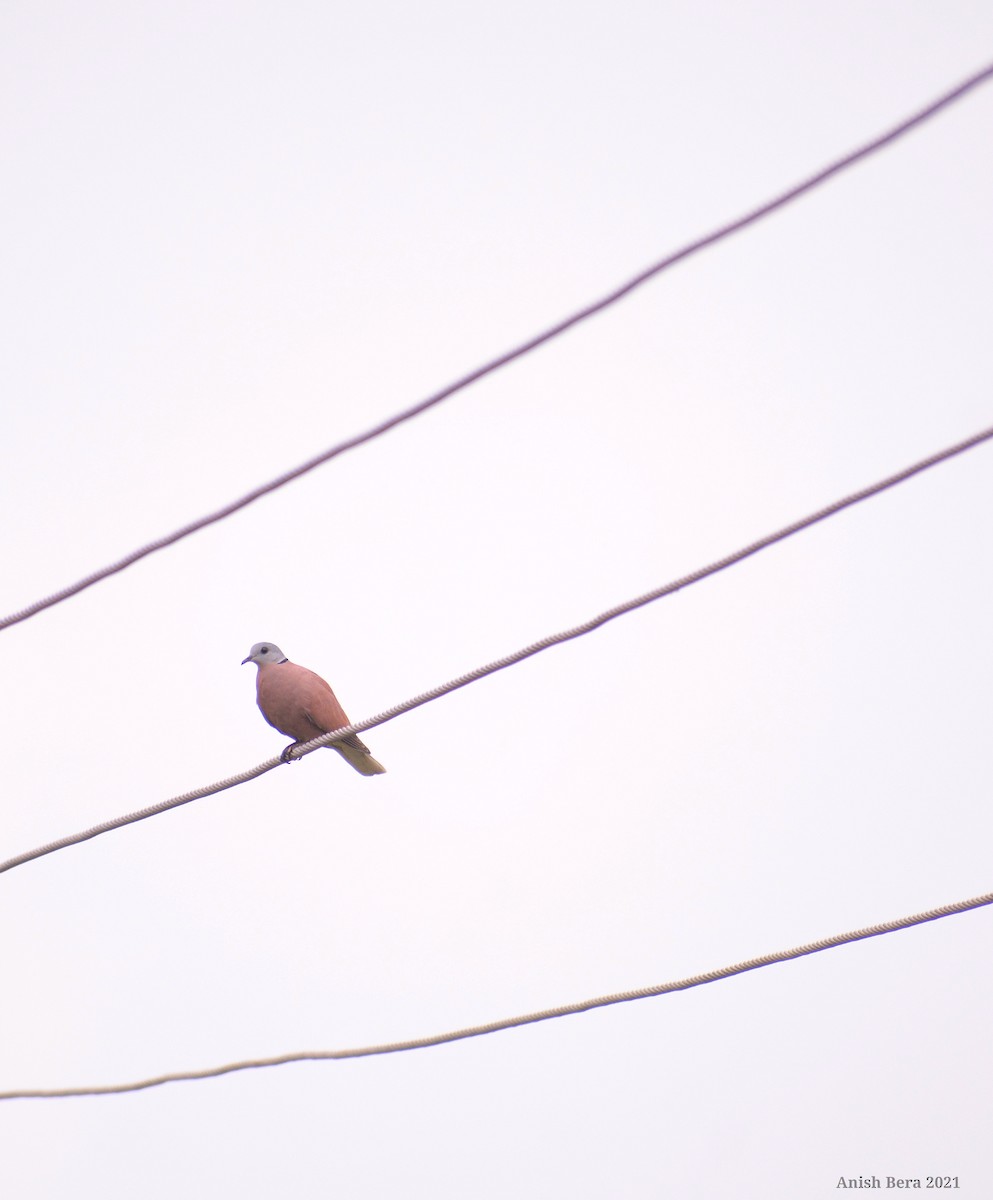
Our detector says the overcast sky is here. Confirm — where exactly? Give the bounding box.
[3,4,993,1197]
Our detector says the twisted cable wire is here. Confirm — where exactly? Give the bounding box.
[2,419,991,878]
[3,889,989,1100]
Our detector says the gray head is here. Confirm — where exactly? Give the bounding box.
[241,642,289,667]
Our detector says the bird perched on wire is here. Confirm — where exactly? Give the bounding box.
[241,642,386,776]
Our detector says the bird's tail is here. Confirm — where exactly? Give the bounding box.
[334,740,387,776]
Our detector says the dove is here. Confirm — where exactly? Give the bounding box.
[241,642,386,776]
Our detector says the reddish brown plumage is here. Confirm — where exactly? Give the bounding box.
[255,660,386,776]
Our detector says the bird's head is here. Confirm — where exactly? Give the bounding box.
[241,642,289,667]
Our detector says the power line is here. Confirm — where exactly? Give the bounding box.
[2,62,991,635]
[3,419,991,879]
[3,888,989,1101]
[0,758,285,876]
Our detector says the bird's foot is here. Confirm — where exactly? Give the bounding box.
[280,742,304,764]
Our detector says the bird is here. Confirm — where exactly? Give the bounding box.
[241,642,386,776]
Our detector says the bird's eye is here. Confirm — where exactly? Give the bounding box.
[260,645,269,653]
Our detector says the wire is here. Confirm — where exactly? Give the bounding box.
[3,888,989,1100]
[2,62,991,635]
[3,419,991,880]
[0,759,285,876]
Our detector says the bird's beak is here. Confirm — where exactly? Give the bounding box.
[241,656,252,665]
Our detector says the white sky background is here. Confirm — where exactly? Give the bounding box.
[2,2,993,1196]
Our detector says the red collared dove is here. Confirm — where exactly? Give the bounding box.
[241,642,386,776]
